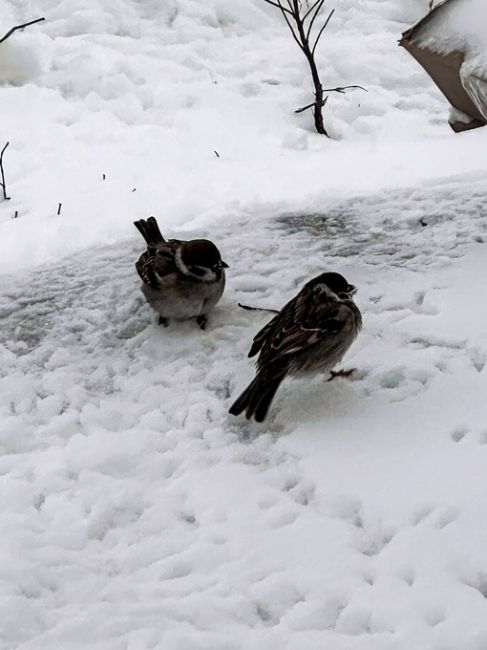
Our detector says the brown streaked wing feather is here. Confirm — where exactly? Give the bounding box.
[135,247,178,289]
[258,295,350,365]
[136,252,159,288]
[248,314,280,357]
[248,290,306,357]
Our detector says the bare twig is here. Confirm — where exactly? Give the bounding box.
[312,8,335,55]
[0,142,10,200]
[238,303,280,314]
[262,0,294,16]
[306,0,326,40]
[303,0,325,24]
[0,17,45,45]
[295,85,366,111]
[295,96,328,113]
[263,0,365,136]
[295,101,318,114]
[264,0,305,53]
[323,84,367,93]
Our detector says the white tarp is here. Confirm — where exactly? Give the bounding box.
[461,60,487,119]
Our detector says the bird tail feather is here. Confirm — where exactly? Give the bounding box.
[134,216,165,245]
[229,369,285,423]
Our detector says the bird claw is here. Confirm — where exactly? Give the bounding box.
[197,315,207,330]
[327,368,356,382]
[158,316,169,327]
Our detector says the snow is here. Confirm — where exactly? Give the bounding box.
[411,0,487,58]
[1,0,487,648]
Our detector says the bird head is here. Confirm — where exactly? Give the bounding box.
[310,272,357,300]
[176,239,228,282]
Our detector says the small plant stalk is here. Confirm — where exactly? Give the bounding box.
[263,0,366,136]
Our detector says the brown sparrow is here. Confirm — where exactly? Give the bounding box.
[229,272,362,421]
[134,217,227,329]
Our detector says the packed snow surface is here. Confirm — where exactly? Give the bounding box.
[1,1,487,649]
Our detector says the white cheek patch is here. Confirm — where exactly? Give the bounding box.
[200,270,217,282]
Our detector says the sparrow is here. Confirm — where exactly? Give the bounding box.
[134,216,228,329]
[229,272,362,422]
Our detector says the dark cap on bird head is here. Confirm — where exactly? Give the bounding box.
[181,239,228,269]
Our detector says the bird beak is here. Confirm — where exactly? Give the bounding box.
[221,261,229,268]
[347,284,357,296]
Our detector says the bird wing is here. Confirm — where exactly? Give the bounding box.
[248,314,280,357]
[256,290,352,366]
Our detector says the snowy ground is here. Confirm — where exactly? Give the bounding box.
[2,1,487,649]
[2,175,487,649]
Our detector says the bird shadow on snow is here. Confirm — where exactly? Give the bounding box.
[277,376,360,425]
[229,376,361,441]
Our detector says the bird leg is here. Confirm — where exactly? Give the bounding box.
[158,316,169,327]
[327,368,356,382]
[197,314,207,330]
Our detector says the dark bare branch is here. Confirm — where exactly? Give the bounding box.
[294,102,316,113]
[306,0,326,40]
[278,2,306,51]
[263,0,362,136]
[294,95,328,113]
[238,303,280,314]
[322,84,367,93]
[303,0,325,22]
[0,17,45,45]
[312,7,334,55]
[283,23,305,52]
[264,0,304,50]
[262,0,294,16]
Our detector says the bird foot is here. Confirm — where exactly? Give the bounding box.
[158,316,169,327]
[327,368,356,382]
[197,314,207,330]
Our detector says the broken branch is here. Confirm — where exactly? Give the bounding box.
[238,303,280,314]
[0,17,45,45]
